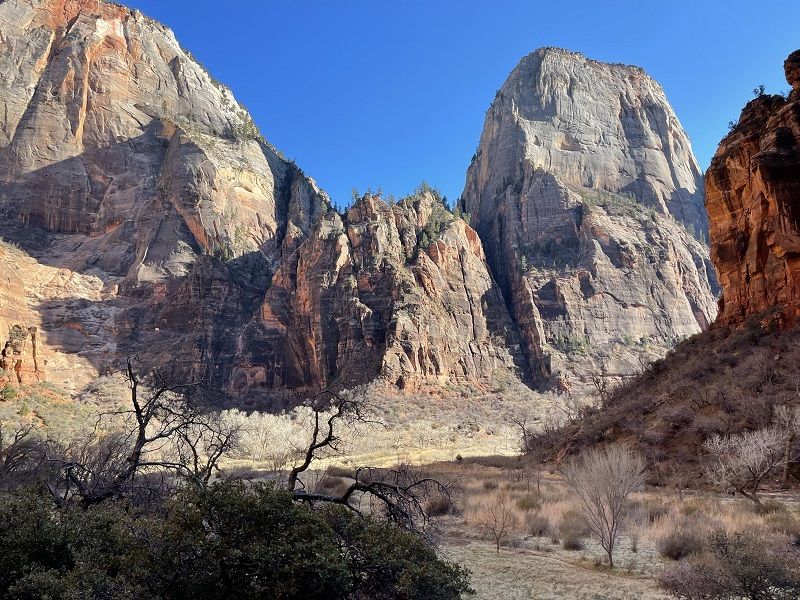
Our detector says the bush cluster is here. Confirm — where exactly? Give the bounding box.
[0,483,472,600]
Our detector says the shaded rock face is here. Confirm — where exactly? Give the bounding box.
[0,0,525,395]
[0,0,327,269]
[462,48,718,389]
[706,50,800,328]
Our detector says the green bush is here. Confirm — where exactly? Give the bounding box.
[0,483,473,600]
[1,383,17,401]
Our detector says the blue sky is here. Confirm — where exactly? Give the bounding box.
[125,1,799,208]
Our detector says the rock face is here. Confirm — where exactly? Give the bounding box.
[462,48,718,388]
[705,49,800,328]
[233,191,527,395]
[0,3,720,398]
[0,0,330,392]
[0,0,525,395]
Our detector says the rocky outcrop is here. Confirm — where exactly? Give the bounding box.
[705,49,800,328]
[232,192,527,395]
[462,48,718,389]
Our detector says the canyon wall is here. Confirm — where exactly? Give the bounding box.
[0,3,721,398]
[462,48,717,389]
[0,0,524,395]
[706,50,800,328]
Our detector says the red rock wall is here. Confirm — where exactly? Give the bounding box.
[706,50,800,327]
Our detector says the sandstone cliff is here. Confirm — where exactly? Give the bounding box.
[233,191,527,396]
[0,0,525,395]
[705,49,800,328]
[512,50,800,478]
[0,0,331,391]
[462,48,718,389]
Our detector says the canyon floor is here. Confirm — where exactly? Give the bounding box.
[3,378,799,599]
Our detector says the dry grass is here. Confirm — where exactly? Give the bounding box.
[441,539,670,600]
[425,461,800,597]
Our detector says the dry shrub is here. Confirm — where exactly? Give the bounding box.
[752,498,786,515]
[425,493,454,517]
[637,497,669,523]
[559,509,587,550]
[525,511,551,537]
[659,530,800,599]
[326,465,355,479]
[515,492,542,512]
[313,474,350,497]
[656,530,704,560]
[477,491,519,552]
[763,510,800,539]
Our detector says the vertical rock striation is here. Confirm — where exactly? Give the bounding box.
[233,191,527,395]
[706,50,800,328]
[462,48,718,389]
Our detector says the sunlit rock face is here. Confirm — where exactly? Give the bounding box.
[234,192,528,396]
[706,49,800,329]
[462,47,717,389]
[0,0,325,392]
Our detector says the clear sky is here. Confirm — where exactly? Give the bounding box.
[124,1,799,208]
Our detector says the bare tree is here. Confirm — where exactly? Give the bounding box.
[0,420,52,489]
[561,446,645,568]
[704,427,784,504]
[591,370,612,408]
[51,359,239,506]
[479,491,517,553]
[775,405,800,486]
[285,390,454,532]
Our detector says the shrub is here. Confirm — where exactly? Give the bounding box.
[0,483,473,599]
[326,465,355,479]
[324,507,473,599]
[660,530,800,600]
[764,510,800,539]
[526,511,551,537]
[559,509,587,551]
[638,498,669,523]
[657,530,704,561]
[425,493,454,517]
[1,383,17,401]
[752,498,785,515]
[515,493,542,512]
[314,474,350,497]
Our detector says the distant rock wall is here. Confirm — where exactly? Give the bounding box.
[234,192,527,394]
[462,48,718,389]
[706,50,800,328]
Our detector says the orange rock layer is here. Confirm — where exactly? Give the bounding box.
[706,50,800,327]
